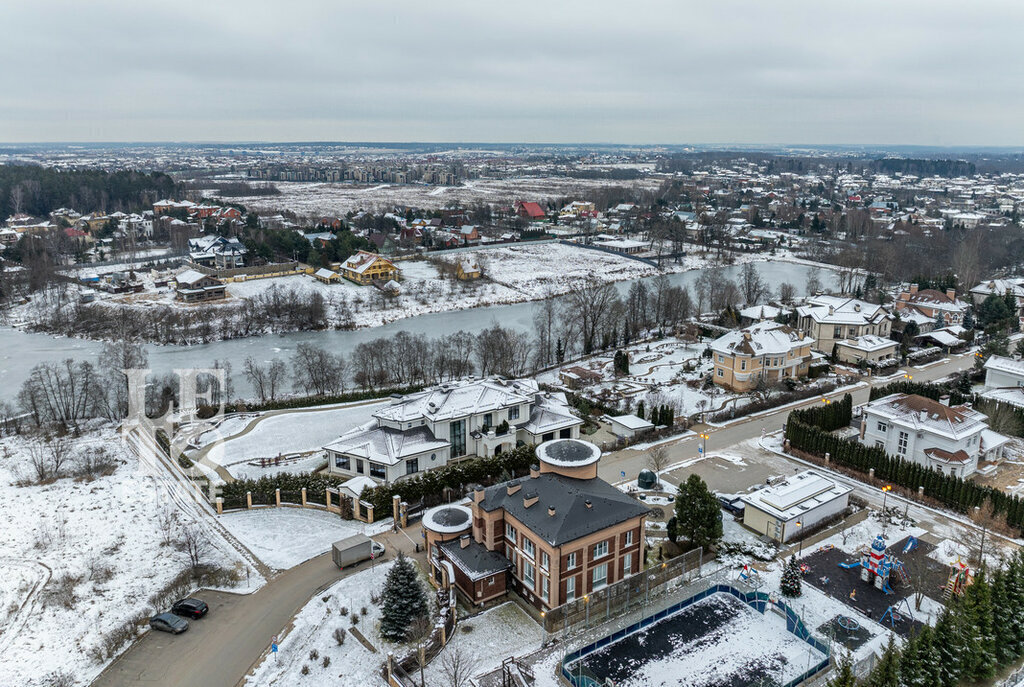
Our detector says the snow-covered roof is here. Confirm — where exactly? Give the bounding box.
[314,267,338,279]
[863,393,989,441]
[375,378,537,424]
[710,321,808,357]
[835,335,899,353]
[324,424,448,466]
[796,296,891,326]
[608,414,655,431]
[535,439,601,469]
[175,269,211,286]
[739,304,787,321]
[984,355,1024,379]
[741,470,851,521]
[341,251,394,275]
[970,278,1024,298]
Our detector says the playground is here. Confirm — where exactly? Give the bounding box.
[564,592,826,687]
[798,534,953,637]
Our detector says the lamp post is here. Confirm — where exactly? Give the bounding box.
[903,373,913,382]
[795,520,803,557]
[584,595,590,630]
[540,611,546,648]
[699,432,709,457]
[881,485,893,534]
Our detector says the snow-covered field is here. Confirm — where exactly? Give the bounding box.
[202,401,388,474]
[0,426,256,687]
[217,508,388,571]
[240,176,663,216]
[244,561,398,687]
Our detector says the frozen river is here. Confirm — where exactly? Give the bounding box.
[0,260,839,402]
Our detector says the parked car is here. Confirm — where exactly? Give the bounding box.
[150,613,189,634]
[171,598,209,619]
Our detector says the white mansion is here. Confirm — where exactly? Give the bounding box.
[324,377,582,484]
[859,393,1009,478]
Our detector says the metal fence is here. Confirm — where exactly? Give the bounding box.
[542,548,704,635]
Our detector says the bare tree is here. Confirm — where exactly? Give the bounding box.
[647,446,670,486]
[440,644,480,687]
[562,278,621,354]
[292,343,346,396]
[739,263,769,306]
[244,356,287,403]
[27,439,50,483]
[47,435,71,478]
[778,282,797,304]
[178,521,212,569]
[805,268,823,296]
[157,505,179,547]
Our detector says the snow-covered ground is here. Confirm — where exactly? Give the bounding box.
[201,401,388,476]
[239,176,663,216]
[217,508,389,571]
[423,602,541,685]
[0,426,257,687]
[243,560,401,687]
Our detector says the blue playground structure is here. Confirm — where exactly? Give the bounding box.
[880,598,915,629]
[902,536,918,554]
[837,535,910,595]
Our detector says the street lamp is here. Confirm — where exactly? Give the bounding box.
[903,373,913,381]
[699,432,709,457]
[822,397,831,405]
[583,595,590,629]
[795,520,804,557]
[881,485,893,534]
[540,611,546,647]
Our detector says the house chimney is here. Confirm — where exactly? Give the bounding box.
[939,395,950,406]
[743,331,752,341]
[585,499,592,509]
[473,485,485,503]
[909,283,919,294]
[523,491,539,509]
[548,505,556,517]
[828,305,834,315]
[460,533,470,549]
[506,481,521,496]
[946,288,956,301]
[530,463,540,479]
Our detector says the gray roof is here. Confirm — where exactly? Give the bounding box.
[480,474,650,547]
[439,539,511,581]
[324,424,448,466]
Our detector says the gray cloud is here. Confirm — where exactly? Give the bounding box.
[1,0,1022,144]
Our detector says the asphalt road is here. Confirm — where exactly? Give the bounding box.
[93,553,344,687]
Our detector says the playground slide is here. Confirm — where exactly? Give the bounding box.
[838,561,862,569]
[902,537,918,554]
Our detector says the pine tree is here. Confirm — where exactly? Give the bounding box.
[933,611,964,687]
[866,634,900,687]
[673,474,723,551]
[827,651,857,687]
[379,552,429,642]
[636,400,645,420]
[780,556,802,598]
[898,628,926,687]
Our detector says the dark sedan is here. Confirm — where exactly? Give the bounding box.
[171,598,209,619]
[150,613,189,634]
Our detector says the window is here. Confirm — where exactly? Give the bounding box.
[541,551,549,572]
[592,564,607,590]
[449,419,466,457]
[834,326,842,338]
[625,530,633,547]
[593,541,609,559]
[717,354,724,363]
[405,458,419,475]
[540,574,549,602]
[740,360,746,371]
[623,553,633,576]
[567,552,577,570]
[543,432,554,442]
[369,462,386,479]
[483,413,493,429]
[566,576,576,602]
[717,368,724,378]
[877,422,887,433]
[356,459,364,474]
[560,427,572,439]
[522,560,535,589]
[334,454,350,470]
[875,440,885,449]
[505,523,517,542]
[897,431,909,456]
[522,538,535,560]
[509,406,520,421]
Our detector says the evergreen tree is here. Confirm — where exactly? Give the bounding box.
[636,400,645,421]
[827,651,857,687]
[673,474,723,551]
[932,611,964,687]
[867,634,900,687]
[780,556,802,598]
[379,552,429,642]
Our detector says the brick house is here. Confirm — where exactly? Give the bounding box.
[425,439,649,610]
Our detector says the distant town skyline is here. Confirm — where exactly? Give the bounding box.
[2,0,1022,145]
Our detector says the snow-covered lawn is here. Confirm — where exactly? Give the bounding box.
[244,561,397,687]
[568,593,825,687]
[424,602,540,684]
[0,426,255,687]
[217,508,389,571]
[202,401,388,473]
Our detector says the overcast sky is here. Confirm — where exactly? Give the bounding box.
[1,0,1022,145]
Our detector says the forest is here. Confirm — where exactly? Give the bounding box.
[0,164,176,218]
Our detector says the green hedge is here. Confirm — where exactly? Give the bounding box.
[868,380,968,405]
[216,384,427,414]
[221,471,335,504]
[785,414,1024,532]
[361,444,538,514]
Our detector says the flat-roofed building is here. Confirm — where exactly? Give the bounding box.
[741,470,852,542]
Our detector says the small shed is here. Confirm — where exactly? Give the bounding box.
[609,414,655,439]
[313,267,340,284]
